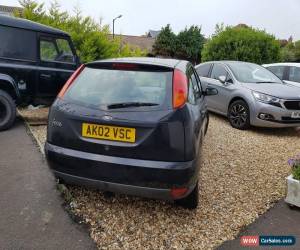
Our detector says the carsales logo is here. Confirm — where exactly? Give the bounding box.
[240,236,259,247]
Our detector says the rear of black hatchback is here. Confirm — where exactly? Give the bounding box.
[45,58,214,208]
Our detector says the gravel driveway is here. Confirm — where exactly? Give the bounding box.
[25,109,300,249]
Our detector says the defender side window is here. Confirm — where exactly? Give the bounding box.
[40,40,58,61]
[40,37,75,63]
[56,39,75,63]
[0,26,36,61]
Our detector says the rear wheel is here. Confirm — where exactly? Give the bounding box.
[0,90,16,131]
[228,100,250,130]
[175,182,199,209]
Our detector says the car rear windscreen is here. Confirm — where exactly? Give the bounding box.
[64,67,173,109]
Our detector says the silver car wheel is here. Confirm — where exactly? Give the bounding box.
[228,100,250,130]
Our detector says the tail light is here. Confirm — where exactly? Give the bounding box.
[170,187,188,199]
[58,64,85,98]
[173,69,188,109]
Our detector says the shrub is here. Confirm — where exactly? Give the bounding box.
[288,155,300,180]
[202,25,281,64]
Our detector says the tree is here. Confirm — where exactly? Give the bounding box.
[17,0,46,22]
[280,40,300,62]
[153,24,176,57]
[280,42,296,62]
[214,23,225,36]
[202,25,281,64]
[15,0,146,63]
[175,25,205,64]
[294,40,300,62]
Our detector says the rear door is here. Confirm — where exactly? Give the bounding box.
[48,63,186,162]
[185,66,207,159]
[37,35,77,100]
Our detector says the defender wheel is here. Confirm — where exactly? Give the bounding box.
[0,90,16,131]
[228,100,250,130]
[175,182,199,209]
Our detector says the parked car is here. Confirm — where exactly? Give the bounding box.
[263,63,300,88]
[45,57,218,209]
[0,15,80,131]
[195,61,300,129]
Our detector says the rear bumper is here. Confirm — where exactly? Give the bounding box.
[45,143,198,200]
[53,171,176,200]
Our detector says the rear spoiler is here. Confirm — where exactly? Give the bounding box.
[86,61,174,72]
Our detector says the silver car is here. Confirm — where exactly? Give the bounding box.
[195,61,300,129]
[263,62,300,88]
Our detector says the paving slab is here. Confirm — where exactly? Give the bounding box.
[0,119,96,250]
[217,199,300,250]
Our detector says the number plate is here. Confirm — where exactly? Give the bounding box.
[82,123,136,143]
[291,112,300,119]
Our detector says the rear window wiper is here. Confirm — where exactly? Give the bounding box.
[107,102,159,109]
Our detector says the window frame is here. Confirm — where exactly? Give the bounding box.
[38,35,76,65]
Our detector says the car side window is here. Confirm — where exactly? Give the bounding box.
[188,70,201,105]
[288,66,300,83]
[267,66,285,80]
[0,26,36,61]
[40,37,75,63]
[211,64,228,80]
[56,39,75,63]
[40,39,58,61]
[196,64,211,77]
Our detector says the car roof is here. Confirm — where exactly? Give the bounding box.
[195,60,240,67]
[0,15,69,37]
[263,62,300,67]
[196,60,268,69]
[87,57,187,69]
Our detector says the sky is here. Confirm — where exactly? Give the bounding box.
[4,0,300,40]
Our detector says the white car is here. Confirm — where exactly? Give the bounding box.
[263,63,300,88]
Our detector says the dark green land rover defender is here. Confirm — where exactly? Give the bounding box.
[0,15,80,130]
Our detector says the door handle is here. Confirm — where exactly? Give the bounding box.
[41,73,51,78]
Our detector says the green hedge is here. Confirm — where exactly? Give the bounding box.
[202,26,281,64]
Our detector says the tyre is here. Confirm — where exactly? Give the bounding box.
[228,100,250,130]
[175,182,199,209]
[204,113,209,135]
[0,90,16,131]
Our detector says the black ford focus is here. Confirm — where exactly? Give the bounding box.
[45,58,217,209]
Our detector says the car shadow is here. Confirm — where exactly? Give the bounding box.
[209,112,300,138]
